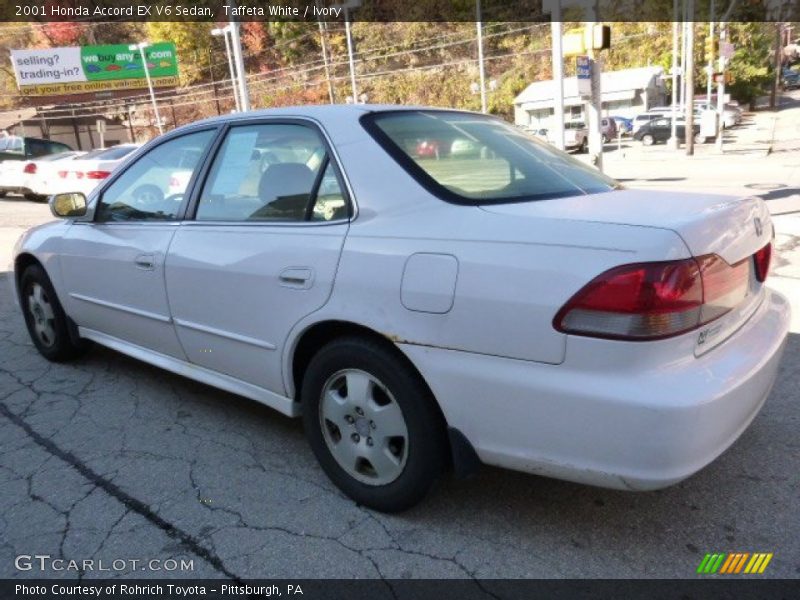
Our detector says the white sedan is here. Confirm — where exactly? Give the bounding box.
[11,106,789,512]
[0,151,83,201]
[50,144,140,197]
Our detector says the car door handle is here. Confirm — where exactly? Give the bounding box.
[134,254,156,270]
[279,267,313,289]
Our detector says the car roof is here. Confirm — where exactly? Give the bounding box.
[180,104,485,132]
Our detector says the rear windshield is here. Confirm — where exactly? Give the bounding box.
[362,110,618,205]
[82,145,137,160]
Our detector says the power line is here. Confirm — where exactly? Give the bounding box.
[11,27,646,124]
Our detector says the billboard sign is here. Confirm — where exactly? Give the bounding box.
[10,42,179,96]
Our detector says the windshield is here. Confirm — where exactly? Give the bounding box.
[362,110,619,205]
[81,145,137,161]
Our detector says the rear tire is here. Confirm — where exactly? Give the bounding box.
[301,336,448,512]
[19,265,90,362]
[694,133,705,144]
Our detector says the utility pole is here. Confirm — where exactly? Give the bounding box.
[208,48,222,115]
[680,2,687,108]
[706,0,715,104]
[771,22,783,109]
[130,42,163,135]
[318,19,336,104]
[228,20,250,111]
[585,21,603,171]
[670,0,679,149]
[550,1,565,151]
[476,0,488,113]
[344,5,358,101]
[217,27,241,112]
[685,7,695,156]
[716,21,727,152]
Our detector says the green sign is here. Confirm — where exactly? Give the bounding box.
[80,42,178,81]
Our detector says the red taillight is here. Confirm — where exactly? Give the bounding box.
[754,243,771,282]
[23,162,36,174]
[554,252,755,341]
[58,170,68,178]
[85,170,110,180]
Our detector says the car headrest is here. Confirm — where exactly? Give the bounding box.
[258,162,315,208]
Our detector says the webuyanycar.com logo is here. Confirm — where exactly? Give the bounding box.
[697,552,773,574]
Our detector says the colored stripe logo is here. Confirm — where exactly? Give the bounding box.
[697,552,773,574]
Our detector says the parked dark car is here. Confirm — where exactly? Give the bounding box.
[782,68,800,90]
[633,117,701,146]
[0,136,72,162]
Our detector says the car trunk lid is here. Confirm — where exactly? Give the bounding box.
[480,189,772,353]
[480,189,770,265]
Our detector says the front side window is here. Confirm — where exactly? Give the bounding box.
[95,129,215,223]
[195,123,347,222]
[363,110,619,205]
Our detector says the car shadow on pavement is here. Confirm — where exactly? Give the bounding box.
[1,274,797,578]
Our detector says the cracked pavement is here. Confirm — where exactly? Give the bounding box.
[1,153,800,581]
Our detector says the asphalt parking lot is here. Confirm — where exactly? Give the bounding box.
[1,105,799,580]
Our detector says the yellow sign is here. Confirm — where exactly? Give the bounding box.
[18,76,179,97]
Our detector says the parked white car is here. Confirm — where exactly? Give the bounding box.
[563,121,588,152]
[694,101,742,128]
[0,151,84,201]
[51,144,140,197]
[25,152,87,201]
[12,106,789,512]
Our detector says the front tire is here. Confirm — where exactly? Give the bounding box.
[20,265,90,362]
[641,134,655,146]
[302,336,448,512]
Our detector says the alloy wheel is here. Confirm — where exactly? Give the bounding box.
[319,368,409,486]
[27,282,56,347]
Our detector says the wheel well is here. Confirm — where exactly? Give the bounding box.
[14,253,42,297]
[291,319,460,470]
[292,321,392,399]
[291,321,446,418]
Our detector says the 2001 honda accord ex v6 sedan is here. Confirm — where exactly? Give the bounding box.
[12,106,790,512]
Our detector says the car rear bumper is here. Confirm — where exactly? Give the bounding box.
[399,288,790,491]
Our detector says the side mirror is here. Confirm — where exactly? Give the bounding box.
[49,192,87,219]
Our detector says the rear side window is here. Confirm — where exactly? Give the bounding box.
[27,139,49,157]
[195,123,348,222]
[363,110,618,205]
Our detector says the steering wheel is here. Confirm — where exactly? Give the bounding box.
[132,184,164,208]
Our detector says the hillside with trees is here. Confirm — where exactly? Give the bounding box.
[0,20,792,136]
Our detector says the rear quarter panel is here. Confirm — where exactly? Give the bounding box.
[289,199,690,380]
